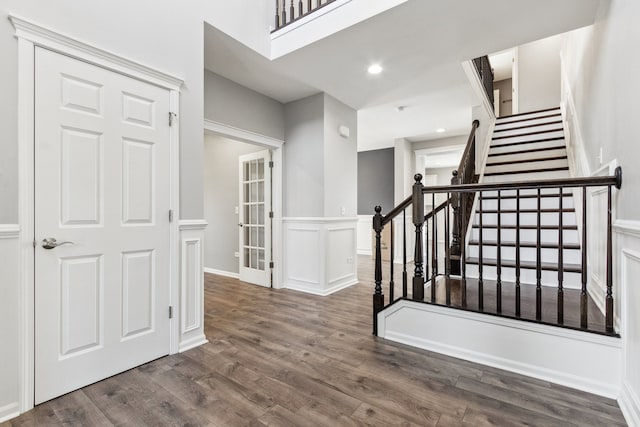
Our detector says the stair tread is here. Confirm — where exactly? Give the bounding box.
[494,113,562,127]
[496,107,561,121]
[486,155,568,167]
[488,145,567,157]
[490,136,565,149]
[466,257,581,273]
[484,166,569,177]
[493,128,564,141]
[469,240,580,250]
[477,208,575,214]
[493,120,563,133]
[472,224,578,230]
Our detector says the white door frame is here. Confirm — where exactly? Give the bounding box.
[203,119,284,289]
[11,16,184,413]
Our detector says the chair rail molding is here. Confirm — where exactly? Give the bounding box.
[0,224,20,239]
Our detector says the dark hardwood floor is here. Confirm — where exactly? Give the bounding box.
[3,256,626,426]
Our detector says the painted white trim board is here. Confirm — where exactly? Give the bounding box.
[285,278,359,296]
[0,403,20,424]
[0,225,20,239]
[179,220,209,230]
[204,119,284,148]
[204,267,239,279]
[619,381,640,427]
[378,300,622,398]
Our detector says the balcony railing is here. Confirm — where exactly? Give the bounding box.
[473,55,494,112]
[274,0,338,31]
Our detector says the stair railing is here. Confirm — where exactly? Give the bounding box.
[274,0,337,31]
[372,167,623,336]
[473,55,495,109]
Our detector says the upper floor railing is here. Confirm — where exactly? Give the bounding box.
[473,55,494,111]
[274,0,337,31]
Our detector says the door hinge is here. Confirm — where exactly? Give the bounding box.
[169,209,173,222]
[269,211,274,219]
[269,261,274,269]
[268,161,274,168]
[169,112,177,127]
[33,239,36,248]
[169,306,173,319]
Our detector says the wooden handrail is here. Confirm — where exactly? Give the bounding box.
[381,195,412,226]
[424,199,449,221]
[456,119,480,175]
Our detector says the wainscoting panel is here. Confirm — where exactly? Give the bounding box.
[178,221,208,352]
[283,218,357,296]
[0,225,21,423]
[356,215,372,256]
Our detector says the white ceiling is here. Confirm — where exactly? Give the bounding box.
[204,0,601,151]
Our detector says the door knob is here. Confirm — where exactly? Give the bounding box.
[42,238,74,250]
[238,223,244,227]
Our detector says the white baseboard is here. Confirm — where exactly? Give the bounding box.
[178,335,208,353]
[204,267,239,279]
[285,278,358,296]
[619,381,640,427]
[357,249,372,256]
[0,402,20,423]
[378,300,621,398]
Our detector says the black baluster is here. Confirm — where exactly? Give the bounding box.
[290,0,295,22]
[558,189,564,324]
[432,193,437,303]
[402,209,407,298]
[451,171,461,273]
[478,191,484,311]
[516,189,521,317]
[275,0,280,28]
[536,188,542,321]
[606,185,614,333]
[372,206,384,335]
[389,218,395,303]
[445,193,451,306]
[412,175,425,301]
[461,189,467,308]
[282,0,287,25]
[581,187,588,328]
[299,0,303,18]
[497,190,502,314]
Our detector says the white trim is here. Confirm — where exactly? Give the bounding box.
[619,381,640,427]
[179,219,209,231]
[378,300,622,398]
[614,220,640,238]
[178,335,209,353]
[13,17,183,415]
[283,217,359,223]
[0,403,20,424]
[285,278,359,296]
[9,16,183,90]
[461,59,496,123]
[560,54,590,179]
[0,224,20,239]
[204,267,239,279]
[204,119,284,148]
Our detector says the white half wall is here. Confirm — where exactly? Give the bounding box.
[283,217,358,295]
[178,220,208,353]
[357,215,372,256]
[378,300,622,399]
[0,225,20,423]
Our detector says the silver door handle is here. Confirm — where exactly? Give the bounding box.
[42,238,74,250]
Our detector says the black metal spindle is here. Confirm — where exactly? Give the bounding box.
[516,189,521,317]
[275,0,280,28]
[461,190,467,308]
[412,175,425,301]
[431,193,437,302]
[299,0,303,17]
[581,187,588,328]
[557,189,564,324]
[402,209,407,298]
[282,0,287,25]
[536,189,542,321]
[308,0,312,13]
[606,186,614,333]
[496,190,502,313]
[445,194,451,306]
[372,206,384,335]
[478,191,484,311]
[389,219,395,303]
[290,0,295,22]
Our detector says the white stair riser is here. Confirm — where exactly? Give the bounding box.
[494,115,562,131]
[481,197,575,211]
[489,139,565,155]
[487,148,567,164]
[492,130,564,145]
[474,212,577,227]
[468,246,581,265]
[493,122,564,138]
[496,109,561,124]
[465,264,582,289]
[484,158,568,174]
[483,170,570,182]
[470,228,580,244]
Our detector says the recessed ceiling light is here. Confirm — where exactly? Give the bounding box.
[436,128,446,133]
[368,64,383,74]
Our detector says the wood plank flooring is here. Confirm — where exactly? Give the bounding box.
[3,256,626,426]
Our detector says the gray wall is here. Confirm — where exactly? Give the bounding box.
[494,78,513,117]
[204,134,263,274]
[323,94,358,217]
[204,70,285,140]
[358,149,394,215]
[284,93,325,217]
[518,34,563,112]
[561,2,640,220]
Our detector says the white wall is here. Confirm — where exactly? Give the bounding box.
[203,134,263,275]
[394,138,414,205]
[518,34,563,112]
[323,94,358,217]
[204,70,285,140]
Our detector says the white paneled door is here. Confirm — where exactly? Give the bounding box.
[238,150,271,287]
[34,47,171,404]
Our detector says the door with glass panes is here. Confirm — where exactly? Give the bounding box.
[238,150,271,286]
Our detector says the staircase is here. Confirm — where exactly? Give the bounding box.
[466,107,582,289]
